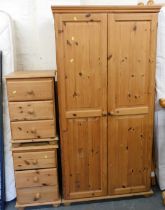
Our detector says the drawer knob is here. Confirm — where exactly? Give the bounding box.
[27,90,34,95]
[34,192,41,201]
[31,129,37,134]
[32,160,38,165]
[44,155,48,159]
[33,176,39,183]
[12,90,17,94]
[28,110,34,115]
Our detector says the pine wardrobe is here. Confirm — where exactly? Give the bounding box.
[52,5,161,202]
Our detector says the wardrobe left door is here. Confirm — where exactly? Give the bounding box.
[54,13,108,200]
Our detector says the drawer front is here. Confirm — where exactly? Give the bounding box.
[17,186,59,204]
[7,78,54,101]
[13,150,57,170]
[11,120,55,140]
[9,101,54,121]
[15,168,58,188]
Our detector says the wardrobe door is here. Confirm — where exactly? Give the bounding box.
[55,14,108,199]
[108,13,157,195]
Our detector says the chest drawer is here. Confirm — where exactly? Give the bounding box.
[7,78,54,101]
[13,150,57,170]
[17,186,59,204]
[9,101,55,121]
[11,120,55,140]
[15,168,58,188]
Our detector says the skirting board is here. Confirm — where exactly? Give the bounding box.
[62,190,154,204]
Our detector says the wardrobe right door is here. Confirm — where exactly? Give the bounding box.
[108,13,158,195]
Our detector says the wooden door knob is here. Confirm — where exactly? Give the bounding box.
[102,111,107,117]
[27,90,34,95]
[159,98,165,108]
[147,0,154,5]
[33,176,39,183]
[32,159,38,165]
[34,192,41,201]
[108,111,114,116]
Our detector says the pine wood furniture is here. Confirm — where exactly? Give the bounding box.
[147,0,155,6]
[52,5,161,204]
[6,71,61,210]
[159,99,165,108]
[159,98,165,204]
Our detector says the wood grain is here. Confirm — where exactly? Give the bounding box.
[12,142,58,151]
[13,150,57,170]
[11,120,55,140]
[16,200,61,208]
[53,6,158,201]
[9,101,54,121]
[7,78,54,101]
[109,107,149,116]
[5,70,60,208]
[62,189,153,204]
[15,168,58,188]
[52,5,162,13]
[5,70,55,79]
[108,13,158,195]
[17,186,59,204]
[54,13,108,199]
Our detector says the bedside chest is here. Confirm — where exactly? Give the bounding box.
[6,71,61,210]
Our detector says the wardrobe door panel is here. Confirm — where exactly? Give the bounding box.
[108,115,150,195]
[55,13,107,199]
[108,13,157,195]
[64,117,106,199]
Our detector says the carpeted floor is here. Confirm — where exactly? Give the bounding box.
[5,187,165,210]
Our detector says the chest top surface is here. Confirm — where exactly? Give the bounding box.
[5,70,56,80]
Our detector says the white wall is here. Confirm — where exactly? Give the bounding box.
[0,0,165,71]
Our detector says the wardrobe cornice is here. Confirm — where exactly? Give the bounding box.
[52,5,162,13]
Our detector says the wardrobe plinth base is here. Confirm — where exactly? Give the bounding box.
[62,190,153,205]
